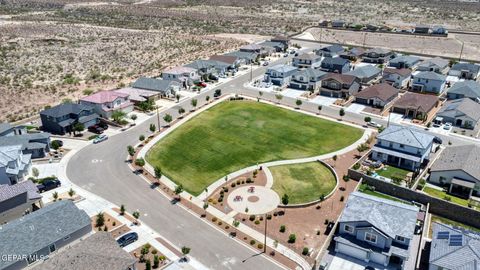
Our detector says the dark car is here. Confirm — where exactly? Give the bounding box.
[88,125,104,134]
[433,136,443,144]
[213,89,222,98]
[364,266,375,270]
[117,232,138,247]
[37,179,61,193]
[98,122,109,130]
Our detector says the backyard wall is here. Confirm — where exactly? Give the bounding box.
[348,169,480,228]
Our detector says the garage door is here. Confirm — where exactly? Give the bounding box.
[337,242,368,261]
[370,252,387,265]
[355,98,368,105]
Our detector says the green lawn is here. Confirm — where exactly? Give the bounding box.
[376,165,411,180]
[423,187,476,209]
[270,162,337,204]
[146,100,363,195]
[358,183,412,204]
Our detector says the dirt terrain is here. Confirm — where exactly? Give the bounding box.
[1,0,480,122]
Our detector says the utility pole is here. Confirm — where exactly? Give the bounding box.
[156,106,161,131]
[387,106,392,127]
[459,41,465,62]
[362,33,367,48]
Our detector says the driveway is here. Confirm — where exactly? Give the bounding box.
[329,253,395,270]
[282,89,306,99]
[346,103,366,114]
[310,95,337,106]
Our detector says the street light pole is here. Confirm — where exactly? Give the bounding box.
[250,62,253,83]
[264,213,267,253]
[156,106,161,132]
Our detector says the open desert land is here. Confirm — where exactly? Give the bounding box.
[2,0,480,122]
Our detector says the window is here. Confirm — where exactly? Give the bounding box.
[365,232,377,243]
[399,144,404,148]
[49,244,56,253]
[344,224,354,233]
[396,236,406,242]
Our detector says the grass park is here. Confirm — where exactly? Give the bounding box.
[270,162,337,204]
[146,100,363,195]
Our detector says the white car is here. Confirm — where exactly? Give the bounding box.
[443,123,452,130]
[93,134,108,144]
[367,121,382,128]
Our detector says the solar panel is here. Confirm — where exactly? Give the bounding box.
[449,234,463,246]
[437,231,450,239]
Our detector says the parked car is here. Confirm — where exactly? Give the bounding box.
[443,122,452,130]
[98,122,109,130]
[367,121,382,128]
[262,61,269,66]
[213,89,222,98]
[433,136,443,144]
[364,267,375,270]
[88,125,104,134]
[318,262,329,270]
[283,53,289,57]
[117,232,138,247]
[37,179,61,193]
[196,82,207,87]
[93,134,108,144]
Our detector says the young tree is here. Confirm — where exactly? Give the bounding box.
[178,107,185,118]
[120,204,126,216]
[295,99,302,108]
[139,134,145,142]
[112,111,126,123]
[154,166,162,179]
[96,212,105,227]
[52,191,59,202]
[364,116,371,124]
[149,123,156,133]
[130,114,138,123]
[72,122,84,135]
[203,202,209,216]
[275,94,283,104]
[68,188,75,198]
[206,95,210,103]
[50,140,62,150]
[174,184,184,197]
[281,193,289,207]
[163,114,173,126]
[191,99,198,110]
[317,105,322,115]
[181,246,191,261]
[339,108,345,120]
[127,145,135,158]
[176,94,181,103]
[132,211,140,224]
[32,167,40,178]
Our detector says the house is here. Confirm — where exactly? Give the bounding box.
[362,48,394,64]
[345,65,382,84]
[319,73,360,98]
[388,55,421,69]
[430,145,480,198]
[0,200,91,270]
[340,47,365,61]
[184,60,230,78]
[270,35,290,47]
[392,92,439,121]
[0,132,50,159]
[114,87,160,105]
[289,68,327,91]
[161,66,200,88]
[264,65,298,86]
[0,123,16,137]
[436,98,480,129]
[446,80,480,101]
[411,71,447,94]
[209,55,241,69]
[382,68,412,89]
[334,192,419,269]
[414,25,432,34]
[239,44,273,57]
[316,44,344,58]
[0,145,32,185]
[0,180,41,224]
[320,57,351,74]
[292,53,322,69]
[223,51,258,65]
[258,41,287,52]
[332,20,346,28]
[79,91,134,119]
[40,103,99,135]
[354,83,399,108]
[417,57,449,74]
[429,222,480,270]
[132,77,180,97]
[448,62,480,80]
[371,125,434,170]
[32,232,136,270]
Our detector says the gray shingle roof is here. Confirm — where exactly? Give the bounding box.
[429,222,480,270]
[418,57,449,70]
[267,64,298,73]
[389,55,421,66]
[322,57,350,66]
[294,53,321,61]
[345,65,381,79]
[0,145,22,167]
[132,77,179,93]
[448,81,480,99]
[377,125,435,149]
[293,68,327,79]
[40,103,93,118]
[223,51,257,61]
[414,71,446,81]
[340,192,419,239]
[0,180,41,203]
[0,133,50,152]
[451,63,480,74]
[32,232,136,270]
[430,144,480,180]
[0,123,13,135]
[320,44,344,53]
[437,98,480,123]
[0,200,91,269]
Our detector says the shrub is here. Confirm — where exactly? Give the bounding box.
[257,243,264,249]
[112,221,116,226]
[218,221,223,226]
[353,163,361,170]
[254,220,260,225]
[151,249,157,255]
[145,259,151,270]
[236,180,240,185]
[153,255,159,269]
[212,217,218,222]
[302,247,309,255]
[444,196,452,202]
[279,225,286,233]
[249,215,255,221]
[340,196,345,202]
[324,219,329,225]
[225,225,230,229]
[250,240,256,245]
[288,234,296,243]
[246,178,252,183]
[231,183,236,188]
[266,214,272,220]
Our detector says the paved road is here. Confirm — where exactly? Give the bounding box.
[67,40,474,270]
[67,52,304,270]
